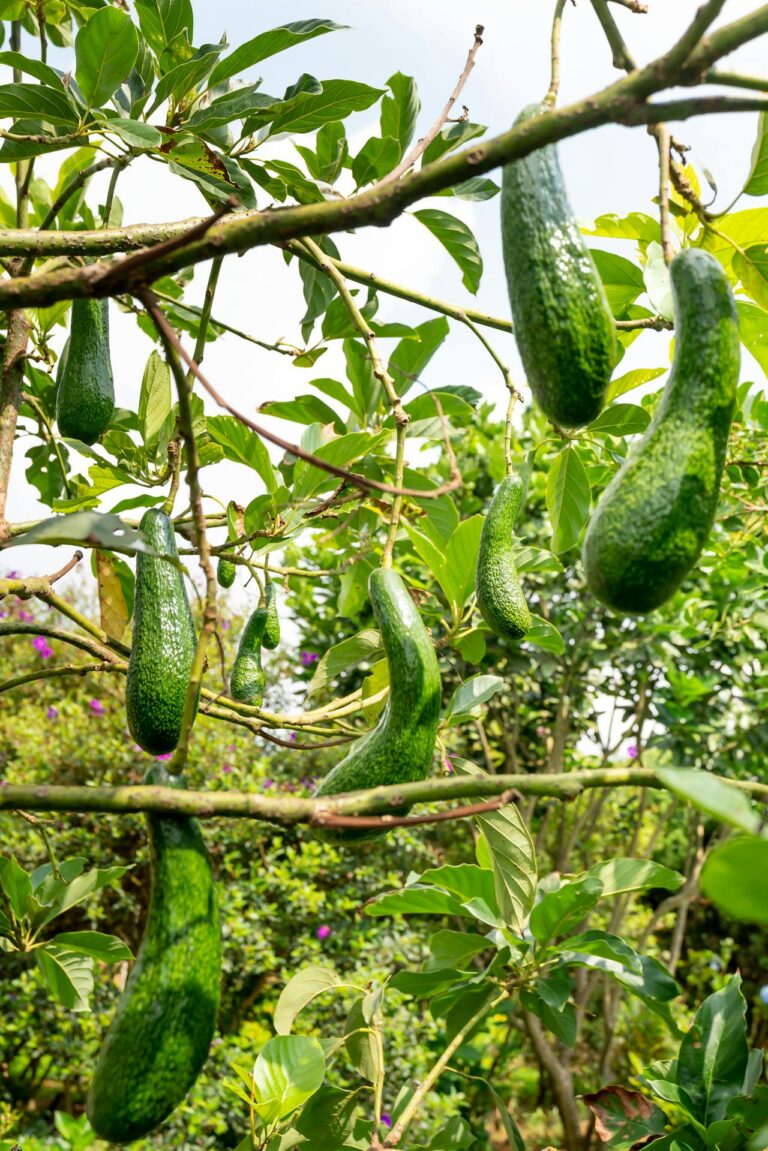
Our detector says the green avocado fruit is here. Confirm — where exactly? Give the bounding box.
[56,298,115,444]
[476,474,531,640]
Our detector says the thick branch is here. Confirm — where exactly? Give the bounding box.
[1,767,766,826]
[0,309,31,534]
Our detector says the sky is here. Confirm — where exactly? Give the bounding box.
[2,0,767,580]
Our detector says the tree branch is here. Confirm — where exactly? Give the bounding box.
[0,309,31,536]
[0,767,765,826]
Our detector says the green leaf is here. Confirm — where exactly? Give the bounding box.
[524,615,565,655]
[274,966,343,1035]
[313,120,347,183]
[586,858,684,897]
[606,367,666,403]
[152,47,221,109]
[445,675,505,723]
[643,242,675,321]
[75,7,138,107]
[520,987,577,1047]
[438,176,500,201]
[365,884,468,920]
[583,212,660,242]
[530,876,603,945]
[428,929,491,970]
[206,415,277,493]
[351,135,400,187]
[35,946,94,1012]
[100,115,163,149]
[588,403,651,438]
[185,84,272,132]
[656,767,761,835]
[744,110,768,196]
[701,838,768,925]
[388,316,450,396]
[561,948,679,1004]
[292,428,389,501]
[737,301,768,375]
[138,350,171,448]
[49,931,132,963]
[292,1084,361,1146]
[456,760,537,935]
[344,993,382,1082]
[210,20,347,86]
[380,71,419,158]
[252,1035,325,1126]
[678,976,749,1125]
[36,864,128,928]
[413,208,483,294]
[702,209,768,269]
[591,249,646,317]
[95,550,132,641]
[5,512,155,556]
[307,628,381,698]
[546,448,591,554]
[0,82,78,124]
[556,930,643,973]
[134,0,193,61]
[260,80,384,138]
[422,120,486,165]
[733,245,768,310]
[259,394,346,435]
[0,854,32,918]
[0,51,65,89]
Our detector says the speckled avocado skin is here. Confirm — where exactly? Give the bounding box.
[582,248,740,614]
[56,299,115,444]
[126,510,198,755]
[230,602,267,704]
[217,556,236,588]
[501,104,616,428]
[87,766,221,1144]
[262,582,281,650]
[313,569,441,834]
[476,474,531,640]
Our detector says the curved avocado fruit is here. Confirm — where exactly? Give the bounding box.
[476,474,531,640]
[501,104,616,428]
[230,603,267,704]
[126,510,198,755]
[313,569,441,837]
[56,298,115,444]
[217,556,237,588]
[582,248,740,614]
[262,581,281,650]
[87,765,221,1144]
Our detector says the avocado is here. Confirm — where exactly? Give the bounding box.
[582,248,740,613]
[56,298,115,444]
[476,474,531,639]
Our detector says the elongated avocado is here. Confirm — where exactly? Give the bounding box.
[230,603,267,704]
[313,569,441,834]
[87,766,221,1144]
[262,581,281,650]
[501,105,616,427]
[56,298,115,444]
[126,510,197,754]
[476,474,531,639]
[217,556,237,588]
[582,248,740,613]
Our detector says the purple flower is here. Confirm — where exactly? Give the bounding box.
[156,752,172,761]
[316,924,331,941]
[300,650,319,667]
[536,726,549,738]
[626,743,639,760]
[18,609,33,622]
[444,756,454,775]
[263,778,274,790]
[46,706,59,720]
[381,1114,392,1129]
[221,763,233,774]
[220,619,231,631]
[89,699,106,716]
[32,636,54,659]
[5,570,18,579]
[289,732,297,742]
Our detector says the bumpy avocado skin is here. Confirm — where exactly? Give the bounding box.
[56,299,115,444]
[230,604,267,704]
[501,105,616,428]
[262,582,281,650]
[217,556,237,588]
[87,766,221,1144]
[476,474,531,640]
[126,510,198,755]
[313,569,441,834]
[582,249,740,614]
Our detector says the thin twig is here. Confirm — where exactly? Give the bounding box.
[313,788,520,831]
[590,0,637,70]
[372,24,485,189]
[650,124,674,264]
[47,551,83,585]
[608,0,647,11]
[545,0,572,107]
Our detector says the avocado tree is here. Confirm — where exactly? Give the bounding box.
[0,3,767,1149]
